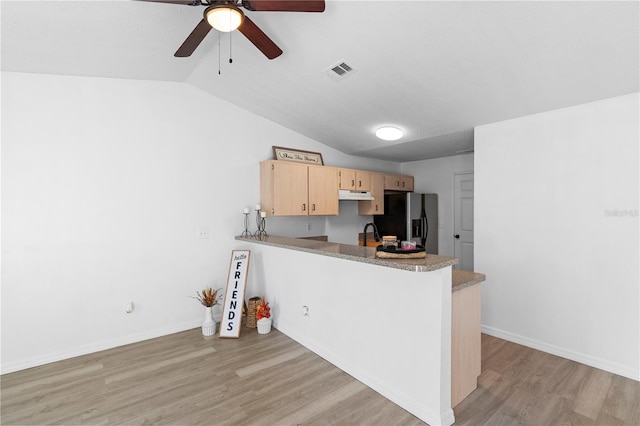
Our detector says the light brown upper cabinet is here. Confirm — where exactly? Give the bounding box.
[383,174,414,192]
[339,169,371,191]
[400,175,414,192]
[260,160,339,217]
[308,165,339,215]
[358,173,385,215]
[383,174,401,190]
[339,169,356,191]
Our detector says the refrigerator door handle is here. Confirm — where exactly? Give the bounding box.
[422,217,427,240]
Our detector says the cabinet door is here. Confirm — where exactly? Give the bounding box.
[355,171,371,191]
[309,166,339,216]
[359,173,384,215]
[384,174,401,190]
[339,169,356,190]
[400,175,414,192]
[383,174,413,191]
[451,284,481,407]
[272,161,309,216]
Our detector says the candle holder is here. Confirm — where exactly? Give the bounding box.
[254,209,268,239]
[241,208,251,237]
[255,206,262,237]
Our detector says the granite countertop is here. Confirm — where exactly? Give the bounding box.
[452,269,486,292]
[235,235,458,272]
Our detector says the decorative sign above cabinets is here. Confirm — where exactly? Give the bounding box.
[273,146,324,165]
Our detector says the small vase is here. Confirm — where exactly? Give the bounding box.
[257,317,272,334]
[202,306,216,336]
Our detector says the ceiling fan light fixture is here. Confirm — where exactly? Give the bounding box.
[205,4,244,32]
[376,126,403,141]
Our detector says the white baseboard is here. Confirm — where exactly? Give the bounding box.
[1,320,202,375]
[481,325,639,382]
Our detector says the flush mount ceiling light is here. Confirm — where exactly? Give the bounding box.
[375,126,404,141]
[205,4,244,32]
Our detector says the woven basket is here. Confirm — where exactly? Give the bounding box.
[246,297,261,328]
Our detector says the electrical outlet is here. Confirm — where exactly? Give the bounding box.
[302,305,309,316]
[125,302,134,314]
[307,223,312,231]
[197,227,209,239]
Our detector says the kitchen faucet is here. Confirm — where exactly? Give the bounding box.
[362,222,381,247]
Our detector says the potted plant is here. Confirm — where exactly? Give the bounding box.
[255,297,272,334]
[191,287,222,336]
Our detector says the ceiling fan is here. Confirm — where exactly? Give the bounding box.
[140,0,325,59]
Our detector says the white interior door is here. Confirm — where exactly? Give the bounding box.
[454,173,474,271]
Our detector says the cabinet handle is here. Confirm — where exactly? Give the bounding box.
[302,203,306,211]
[375,205,378,212]
[358,180,362,187]
[352,179,355,187]
[402,181,405,188]
[312,204,316,211]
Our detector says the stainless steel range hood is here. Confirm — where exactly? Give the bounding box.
[338,189,375,201]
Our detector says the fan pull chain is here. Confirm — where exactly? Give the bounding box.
[218,31,221,75]
[229,26,233,64]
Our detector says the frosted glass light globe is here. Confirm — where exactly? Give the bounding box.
[375,126,403,141]
[206,6,244,32]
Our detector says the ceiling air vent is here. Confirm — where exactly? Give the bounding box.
[325,60,357,81]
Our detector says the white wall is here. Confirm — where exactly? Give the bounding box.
[0,71,397,373]
[475,93,639,380]
[401,154,474,256]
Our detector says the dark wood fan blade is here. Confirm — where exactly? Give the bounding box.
[237,16,283,59]
[136,0,201,5]
[175,19,212,57]
[242,0,325,12]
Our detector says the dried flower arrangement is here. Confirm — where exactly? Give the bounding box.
[255,298,271,320]
[191,287,222,307]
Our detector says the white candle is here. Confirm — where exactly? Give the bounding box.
[255,204,261,211]
[243,207,250,214]
[260,211,267,218]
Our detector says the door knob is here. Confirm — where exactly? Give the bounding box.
[454,234,460,239]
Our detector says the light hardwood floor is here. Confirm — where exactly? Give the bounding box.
[1,329,639,425]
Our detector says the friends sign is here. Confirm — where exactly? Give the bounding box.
[219,250,250,338]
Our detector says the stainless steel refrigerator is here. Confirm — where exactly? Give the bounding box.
[373,193,439,254]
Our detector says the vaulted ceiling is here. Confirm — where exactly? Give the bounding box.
[2,1,638,162]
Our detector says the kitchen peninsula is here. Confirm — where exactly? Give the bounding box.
[235,235,485,426]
